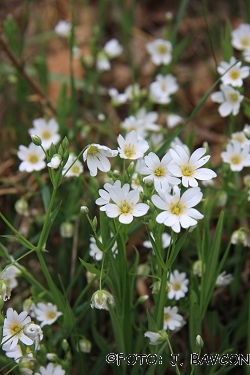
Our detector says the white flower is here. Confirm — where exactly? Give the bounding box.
[149,74,179,104]
[243,48,250,63]
[108,88,127,105]
[135,108,160,132]
[139,152,180,190]
[24,323,43,350]
[103,38,123,58]
[170,137,190,155]
[124,84,141,100]
[96,51,110,71]
[105,184,149,224]
[168,145,217,187]
[28,118,60,150]
[231,131,250,147]
[4,343,23,362]
[144,330,167,345]
[0,279,11,301]
[2,264,20,289]
[211,84,244,117]
[121,116,147,139]
[168,270,189,300]
[96,180,124,211]
[35,363,65,375]
[146,39,172,65]
[231,230,249,246]
[216,271,233,287]
[83,144,118,176]
[143,232,171,250]
[221,140,250,171]
[152,186,204,233]
[244,124,250,138]
[89,236,117,261]
[91,290,114,310]
[163,306,183,331]
[232,23,250,51]
[62,154,83,177]
[54,20,71,37]
[47,154,61,169]
[18,143,46,172]
[1,308,33,350]
[166,114,184,128]
[131,172,143,192]
[33,302,62,327]
[217,56,249,87]
[117,130,149,160]
[19,356,35,375]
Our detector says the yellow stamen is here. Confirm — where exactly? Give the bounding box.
[87,146,99,156]
[46,311,56,320]
[28,154,39,164]
[170,200,184,215]
[230,154,241,165]
[164,313,170,322]
[229,69,240,80]
[157,44,168,54]
[154,167,165,177]
[229,93,239,103]
[41,130,51,140]
[181,164,193,176]
[173,282,181,291]
[11,324,21,334]
[124,144,136,158]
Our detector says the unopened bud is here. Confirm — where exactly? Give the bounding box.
[15,199,28,216]
[31,134,42,146]
[196,335,204,348]
[80,206,89,214]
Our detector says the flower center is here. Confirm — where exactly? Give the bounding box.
[181,164,194,176]
[154,167,165,177]
[41,130,51,140]
[87,145,99,156]
[233,134,244,143]
[173,282,181,291]
[124,144,136,158]
[28,154,39,164]
[229,69,240,80]
[229,92,239,103]
[170,200,184,215]
[157,44,168,55]
[241,37,250,48]
[46,311,56,320]
[72,165,80,174]
[230,154,241,165]
[160,82,167,91]
[11,323,21,334]
[164,313,170,322]
[119,201,132,215]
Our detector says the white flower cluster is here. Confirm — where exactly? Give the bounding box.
[211,24,250,117]
[1,308,43,369]
[18,118,61,173]
[96,38,123,71]
[221,130,250,171]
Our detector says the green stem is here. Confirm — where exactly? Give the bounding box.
[166,335,181,375]
[36,187,57,251]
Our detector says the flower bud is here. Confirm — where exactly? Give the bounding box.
[0,279,11,301]
[137,295,149,304]
[31,134,42,146]
[15,199,28,216]
[62,137,69,149]
[97,113,106,121]
[151,281,161,294]
[60,222,74,238]
[46,353,59,361]
[144,176,154,187]
[196,335,204,348]
[80,206,89,214]
[62,339,69,351]
[77,337,92,353]
[193,260,203,277]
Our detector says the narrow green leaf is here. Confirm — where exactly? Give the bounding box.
[78,258,101,276]
[41,186,51,212]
